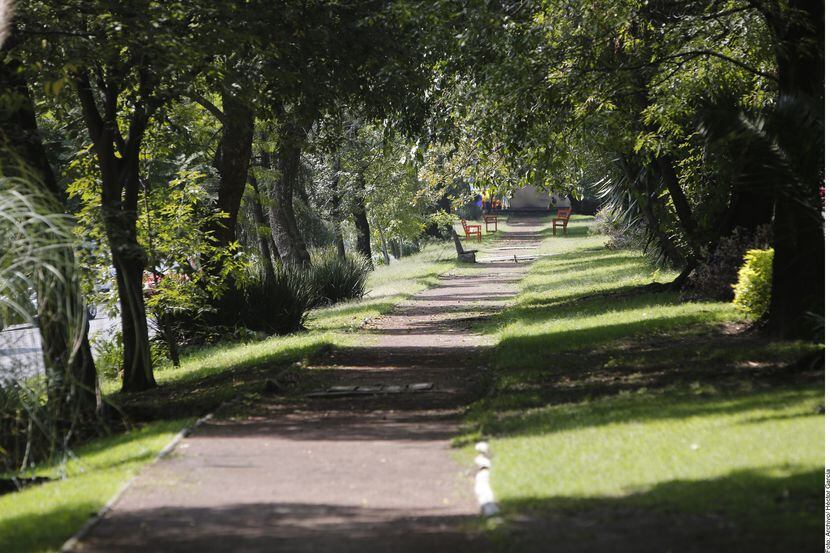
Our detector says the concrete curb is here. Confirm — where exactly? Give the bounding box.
[59,411,215,552]
[474,441,500,518]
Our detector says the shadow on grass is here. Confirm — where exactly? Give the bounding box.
[475,386,822,439]
[490,293,730,362]
[520,264,655,296]
[548,223,593,239]
[538,248,634,270]
[501,304,703,348]
[114,338,334,422]
[496,466,821,553]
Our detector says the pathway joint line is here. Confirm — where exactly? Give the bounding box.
[59,411,215,553]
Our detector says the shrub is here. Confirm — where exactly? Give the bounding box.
[91,330,123,380]
[165,265,315,343]
[91,330,168,378]
[309,249,370,306]
[733,248,774,320]
[229,267,315,334]
[685,225,771,301]
[592,205,642,250]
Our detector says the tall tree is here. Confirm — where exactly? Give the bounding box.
[18,0,206,391]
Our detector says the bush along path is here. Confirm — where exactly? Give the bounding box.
[71,217,546,552]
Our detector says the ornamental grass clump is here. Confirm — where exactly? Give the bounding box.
[732,248,774,320]
[309,249,370,307]
[0,175,99,472]
[237,267,315,334]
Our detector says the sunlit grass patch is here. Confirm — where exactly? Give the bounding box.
[155,332,332,386]
[486,232,738,368]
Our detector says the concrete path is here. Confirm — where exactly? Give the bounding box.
[75,217,546,552]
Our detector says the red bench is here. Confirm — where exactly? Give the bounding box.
[552,208,572,236]
[460,219,482,241]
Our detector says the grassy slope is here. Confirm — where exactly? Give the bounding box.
[463,217,822,550]
[1,241,457,553]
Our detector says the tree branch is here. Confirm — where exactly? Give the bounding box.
[671,49,778,82]
[188,92,227,125]
[73,70,105,151]
[698,4,753,21]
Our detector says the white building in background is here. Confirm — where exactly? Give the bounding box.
[506,185,570,210]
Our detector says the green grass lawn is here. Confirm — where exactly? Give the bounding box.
[1,240,457,553]
[463,217,823,551]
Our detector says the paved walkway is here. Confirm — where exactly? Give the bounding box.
[75,217,545,552]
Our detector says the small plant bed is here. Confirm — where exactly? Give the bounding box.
[461,222,822,552]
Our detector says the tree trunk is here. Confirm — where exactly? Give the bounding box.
[75,72,155,392]
[627,71,702,265]
[104,203,154,392]
[248,174,278,288]
[334,225,346,258]
[252,138,283,266]
[390,238,401,259]
[653,155,702,255]
[351,173,373,268]
[0,52,99,416]
[160,313,181,367]
[377,221,391,265]
[620,157,686,267]
[329,155,347,259]
[268,127,311,266]
[210,89,255,250]
[763,0,824,338]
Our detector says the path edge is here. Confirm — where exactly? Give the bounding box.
[59,411,215,552]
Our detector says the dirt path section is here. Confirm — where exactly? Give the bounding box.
[74,217,547,553]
